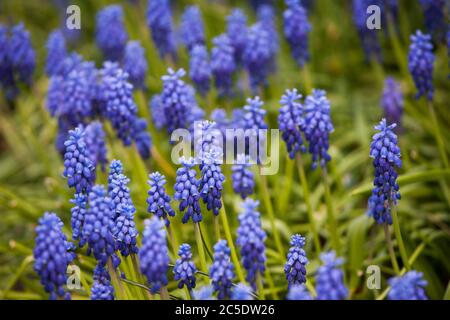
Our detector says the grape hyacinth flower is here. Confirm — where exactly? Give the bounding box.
[173,243,197,290]
[63,126,96,194]
[146,0,176,59]
[199,151,225,216]
[231,283,254,300]
[90,265,114,300]
[243,23,271,91]
[287,284,312,300]
[174,157,202,223]
[236,198,266,289]
[419,0,446,40]
[316,251,348,300]
[367,119,401,225]
[108,160,133,219]
[284,234,308,286]
[209,240,235,299]
[139,217,169,293]
[189,45,211,96]
[0,25,15,98]
[381,77,403,129]
[8,23,35,85]
[243,96,267,131]
[160,68,196,134]
[194,285,216,300]
[352,0,382,61]
[114,203,139,257]
[95,5,128,61]
[147,172,175,225]
[33,212,75,300]
[283,0,311,67]
[180,5,205,51]
[408,30,435,100]
[82,185,117,266]
[232,154,255,199]
[98,62,138,145]
[85,121,108,171]
[45,29,66,76]
[149,94,166,129]
[70,193,87,242]
[123,41,147,89]
[226,9,248,65]
[257,4,279,71]
[131,118,152,160]
[304,89,334,169]
[388,270,428,300]
[211,34,236,96]
[278,88,306,159]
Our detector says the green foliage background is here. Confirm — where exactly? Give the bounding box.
[0,0,449,300]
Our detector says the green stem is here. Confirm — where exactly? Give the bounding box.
[428,101,449,168]
[383,223,400,274]
[214,215,221,241]
[256,272,265,300]
[160,286,170,300]
[321,167,340,255]
[296,154,321,254]
[258,173,285,259]
[265,267,279,299]
[194,222,208,273]
[277,156,294,213]
[391,206,410,270]
[107,257,127,300]
[131,254,150,300]
[219,205,246,283]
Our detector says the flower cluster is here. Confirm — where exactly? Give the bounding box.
[160,68,196,134]
[95,5,128,61]
[199,152,225,216]
[210,240,235,299]
[304,89,334,169]
[0,23,35,99]
[408,30,434,100]
[173,243,197,290]
[419,0,446,40]
[352,0,382,61]
[194,286,216,300]
[388,270,428,300]
[243,23,272,91]
[287,284,312,300]
[85,121,108,171]
[232,154,255,199]
[45,29,66,76]
[367,119,402,225]
[107,160,133,219]
[146,0,176,59]
[98,62,138,145]
[147,172,175,225]
[257,5,278,72]
[226,9,248,65]
[211,34,236,96]
[70,193,87,242]
[236,199,266,289]
[189,45,211,96]
[90,265,114,300]
[139,217,169,293]
[33,212,75,300]
[284,234,308,286]
[283,0,311,67]
[231,283,254,300]
[82,185,117,266]
[63,126,96,194]
[174,157,202,223]
[123,41,147,89]
[114,203,139,257]
[315,251,348,300]
[180,5,205,51]
[381,77,403,129]
[278,88,306,159]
